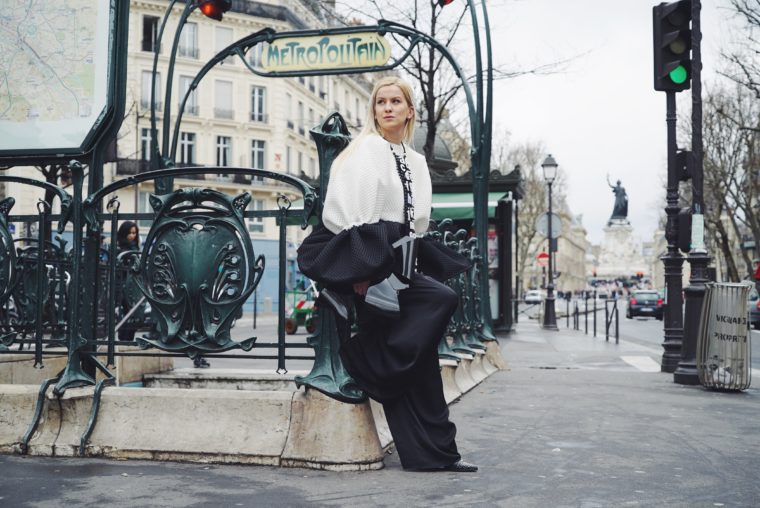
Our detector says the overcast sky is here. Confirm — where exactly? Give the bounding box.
[487,0,737,244]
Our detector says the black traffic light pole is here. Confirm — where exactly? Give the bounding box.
[661,90,685,373]
[675,0,708,385]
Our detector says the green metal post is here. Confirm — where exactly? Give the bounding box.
[294,113,366,403]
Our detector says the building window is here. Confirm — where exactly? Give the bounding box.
[319,76,327,100]
[309,156,316,178]
[141,70,161,111]
[286,146,292,173]
[250,139,265,169]
[286,93,293,130]
[298,101,304,135]
[179,132,196,165]
[142,16,159,53]
[344,90,351,120]
[138,191,153,229]
[178,22,198,58]
[216,26,234,65]
[216,136,231,166]
[214,80,233,119]
[179,75,198,116]
[250,86,266,122]
[355,97,362,126]
[140,128,154,161]
[248,199,265,233]
[297,152,303,175]
[248,43,265,68]
[298,76,305,86]
[308,107,314,131]
[308,76,316,93]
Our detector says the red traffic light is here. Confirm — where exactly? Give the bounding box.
[438,0,455,5]
[199,0,231,21]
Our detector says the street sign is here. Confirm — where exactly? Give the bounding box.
[535,212,562,239]
[537,251,549,267]
[262,32,391,72]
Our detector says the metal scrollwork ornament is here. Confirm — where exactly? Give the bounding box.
[135,188,265,357]
[0,197,16,350]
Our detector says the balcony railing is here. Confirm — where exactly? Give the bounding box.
[140,100,162,112]
[214,108,234,120]
[178,45,199,59]
[184,104,199,116]
[250,113,268,123]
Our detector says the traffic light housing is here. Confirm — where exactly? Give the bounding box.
[653,0,692,92]
[198,0,232,21]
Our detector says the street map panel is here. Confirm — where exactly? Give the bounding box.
[0,0,110,153]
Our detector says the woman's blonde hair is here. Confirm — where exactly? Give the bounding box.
[331,76,416,171]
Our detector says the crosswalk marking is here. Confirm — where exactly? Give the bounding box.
[621,355,661,372]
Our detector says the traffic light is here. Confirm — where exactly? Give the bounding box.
[438,0,455,6]
[653,0,692,92]
[676,149,693,181]
[198,0,232,21]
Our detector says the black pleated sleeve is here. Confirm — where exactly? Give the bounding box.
[297,220,471,292]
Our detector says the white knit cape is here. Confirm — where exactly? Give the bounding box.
[322,134,432,235]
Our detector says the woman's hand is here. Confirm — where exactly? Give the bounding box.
[353,280,370,296]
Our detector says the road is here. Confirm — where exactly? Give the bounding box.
[518,299,760,372]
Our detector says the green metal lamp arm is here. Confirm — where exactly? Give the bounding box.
[161,1,198,158]
[150,0,182,167]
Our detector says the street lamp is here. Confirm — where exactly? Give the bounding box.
[542,154,559,331]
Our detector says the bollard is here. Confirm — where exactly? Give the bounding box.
[585,295,589,334]
[593,294,597,338]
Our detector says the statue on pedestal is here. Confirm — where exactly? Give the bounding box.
[606,175,628,224]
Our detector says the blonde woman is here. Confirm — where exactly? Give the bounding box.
[298,76,476,472]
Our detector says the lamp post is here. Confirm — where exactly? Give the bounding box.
[439,0,496,339]
[542,154,559,331]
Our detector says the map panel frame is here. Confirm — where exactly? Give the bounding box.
[0,0,128,164]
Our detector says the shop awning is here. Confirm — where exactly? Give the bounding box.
[431,192,510,221]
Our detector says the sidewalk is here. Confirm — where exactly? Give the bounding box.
[2,322,759,507]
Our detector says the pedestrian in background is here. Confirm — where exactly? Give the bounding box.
[116,221,140,342]
[298,76,477,472]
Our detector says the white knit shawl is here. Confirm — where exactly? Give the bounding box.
[322,133,432,235]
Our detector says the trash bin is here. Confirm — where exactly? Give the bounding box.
[696,282,753,391]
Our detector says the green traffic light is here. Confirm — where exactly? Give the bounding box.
[669,65,688,84]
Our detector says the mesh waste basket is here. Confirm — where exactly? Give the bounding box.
[697,282,753,391]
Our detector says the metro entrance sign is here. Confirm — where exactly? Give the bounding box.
[537,251,549,267]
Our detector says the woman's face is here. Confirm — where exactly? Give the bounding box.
[127,227,137,242]
[374,85,413,141]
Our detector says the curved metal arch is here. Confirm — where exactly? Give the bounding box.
[82,166,317,231]
[169,22,479,175]
[0,176,73,233]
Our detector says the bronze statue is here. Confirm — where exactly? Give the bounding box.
[607,175,628,222]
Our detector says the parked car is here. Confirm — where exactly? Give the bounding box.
[626,290,664,320]
[524,290,543,304]
[749,288,760,330]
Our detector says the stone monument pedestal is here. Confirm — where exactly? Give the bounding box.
[596,220,647,279]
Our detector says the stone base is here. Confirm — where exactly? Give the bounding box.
[282,389,384,471]
[454,356,478,394]
[0,346,173,386]
[0,342,505,470]
[439,359,462,404]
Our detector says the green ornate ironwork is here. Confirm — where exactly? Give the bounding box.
[132,188,264,358]
[0,197,17,350]
[295,113,366,403]
[463,239,487,350]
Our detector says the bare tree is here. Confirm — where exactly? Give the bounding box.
[329,0,572,167]
[691,83,760,279]
[721,0,760,103]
